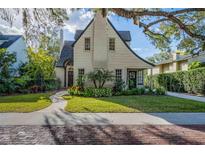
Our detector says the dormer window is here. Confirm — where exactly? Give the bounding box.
[84,38,90,51]
[109,38,115,51]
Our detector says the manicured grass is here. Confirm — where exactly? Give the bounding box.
[64,95,205,112]
[0,93,52,113]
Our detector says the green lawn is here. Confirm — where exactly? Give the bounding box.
[64,95,205,112]
[0,93,52,113]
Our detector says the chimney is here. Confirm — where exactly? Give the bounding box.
[60,29,64,51]
[172,52,180,60]
[93,10,108,68]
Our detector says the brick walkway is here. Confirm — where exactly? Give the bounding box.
[1,125,205,144]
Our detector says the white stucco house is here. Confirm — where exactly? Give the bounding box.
[0,35,27,70]
[55,12,154,88]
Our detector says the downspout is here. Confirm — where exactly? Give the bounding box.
[64,66,66,87]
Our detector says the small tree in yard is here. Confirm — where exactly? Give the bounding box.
[0,49,16,94]
[87,69,114,88]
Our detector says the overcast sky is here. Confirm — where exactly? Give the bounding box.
[0,9,160,58]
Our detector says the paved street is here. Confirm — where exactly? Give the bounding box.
[1,125,205,144]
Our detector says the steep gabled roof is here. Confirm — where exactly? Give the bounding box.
[107,19,155,67]
[75,30,131,42]
[0,35,22,48]
[72,19,94,47]
[66,16,154,67]
[56,41,74,67]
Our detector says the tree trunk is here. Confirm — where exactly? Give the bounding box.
[93,80,97,88]
[101,81,106,88]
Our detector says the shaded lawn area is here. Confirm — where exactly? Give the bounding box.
[64,95,205,112]
[0,93,52,113]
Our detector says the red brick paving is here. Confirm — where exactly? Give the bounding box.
[1,125,205,144]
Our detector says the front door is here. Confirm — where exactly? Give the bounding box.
[67,71,73,87]
[128,71,137,89]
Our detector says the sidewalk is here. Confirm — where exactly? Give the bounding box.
[167,91,205,102]
[1,91,205,126]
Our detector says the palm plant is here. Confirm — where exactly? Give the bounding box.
[87,69,114,88]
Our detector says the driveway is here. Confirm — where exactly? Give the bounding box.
[1,91,205,125]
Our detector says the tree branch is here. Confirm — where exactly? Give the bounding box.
[139,21,169,41]
[111,8,205,41]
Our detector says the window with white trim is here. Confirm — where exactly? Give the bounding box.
[78,69,85,78]
[137,70,143,85]
[84,38,90,50]
[109,38,115,51]
[115,69,122,81]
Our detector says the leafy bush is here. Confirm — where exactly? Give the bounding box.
[188,61,205,70]
[83,87,112,97]
[68,87,112,97]
[76,76,86,91]
[152,87,166,95]
[68,86,81,96]
[44,79,61,91]
[146,67,205,95]
[0,49,17,95]
[121,89,135,95]
[0,78,16,95]
[113,79,126,94]
[120,87,164,96]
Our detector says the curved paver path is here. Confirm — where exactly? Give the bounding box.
[1,91,205,125]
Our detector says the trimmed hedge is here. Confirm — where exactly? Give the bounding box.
[146,67,205,94]
[68,86,112,97]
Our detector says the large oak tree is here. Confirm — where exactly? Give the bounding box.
[1,8,205,53]
[110,8,205,53]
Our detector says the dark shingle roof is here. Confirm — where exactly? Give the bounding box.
[56,41,74,67]
[118,31,131,41]
[0,35,22,48]
[74,30,131,41]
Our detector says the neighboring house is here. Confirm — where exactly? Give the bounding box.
[0,35,27,70]
[55,12,154,88]
[148,51,205,75]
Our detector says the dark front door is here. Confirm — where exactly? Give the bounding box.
[67,71,73,87]
[128,71,137,89]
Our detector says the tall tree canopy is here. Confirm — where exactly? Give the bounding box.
[1,8,205,53]
[146,51,172,64]
[0,8,68,47]
[110,8,205,53]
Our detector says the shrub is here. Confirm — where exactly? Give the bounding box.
[68,86,81,96]
[113,79,126,94]
[188,61,205,70]
[153,87,166,95]
[0,48,16,94]
[146,67,205,95]
[0,78,16,94]
[137,87,145,95]
[121,89,135,95]
[76,76,86,91]
[120,87,163,96]
[44,79,61,91]
[83,87,112,97]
